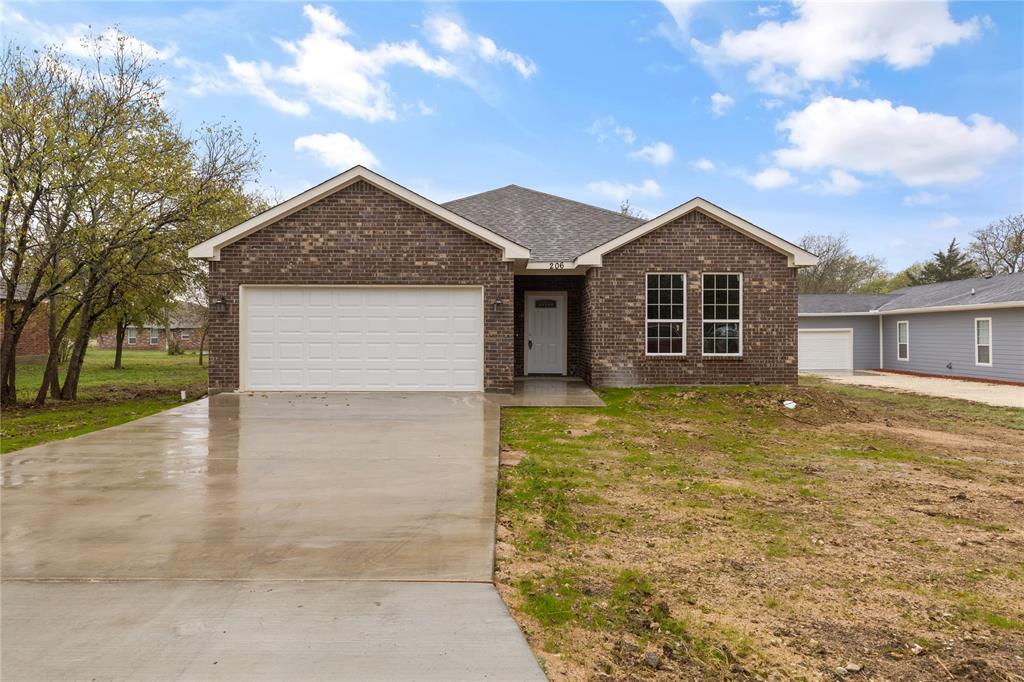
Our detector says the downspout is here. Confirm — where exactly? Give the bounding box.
[877,313,883,369]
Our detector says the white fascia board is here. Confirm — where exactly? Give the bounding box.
[188,166,530,261]
[573,198,817,268]
[799,311,880,317]
[878,301,1024,314]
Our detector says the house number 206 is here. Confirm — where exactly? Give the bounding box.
[548,262,567,269]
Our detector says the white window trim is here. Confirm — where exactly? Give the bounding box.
[896,320,909,361]
[974,317,992,367]
[150,328,160,345]
[645,272,687,356]
[701,272,743,357]
[126,328,137,345]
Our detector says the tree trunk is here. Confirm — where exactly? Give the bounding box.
[113,318,127,369]
[35,298,62,405]
[0,330,19,406]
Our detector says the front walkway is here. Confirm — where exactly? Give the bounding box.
[821,370,1023,409]
[2,392,547,681]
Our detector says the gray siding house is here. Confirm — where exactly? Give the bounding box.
[798,273,1024,384]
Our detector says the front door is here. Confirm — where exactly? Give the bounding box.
[525,292,566,375]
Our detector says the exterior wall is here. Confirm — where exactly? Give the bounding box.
[94,327,203,351]
[881,308,1023,383]
[208,180,515,393]
[798,315,880,370]
[514,275,584,377]
[582,209,798,386]
[1,302,49,360]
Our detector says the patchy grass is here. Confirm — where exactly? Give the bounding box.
[2,350,207,452]
[496,381,1024,680]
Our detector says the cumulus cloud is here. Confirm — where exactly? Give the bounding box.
[225,4,457,122]
[692,1,984,95]
[690,157,716,172]
[903,191,950,207]
[294,132,380,170]
[424,14,537,78]
[587,179,662,203]
[710,92,734,116]
[629,142,675,166]
[774,97,1018,186]
[746,167,796,190]
[815,169,863,196]
[587,116,636,145]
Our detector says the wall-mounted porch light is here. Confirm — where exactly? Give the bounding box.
[213,296,227,313]
[492,297,503,312]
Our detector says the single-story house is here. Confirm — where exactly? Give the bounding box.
[188,166,816,393]
[798,272,1024,383]
[93,303,206,352]
[0,283,49,361]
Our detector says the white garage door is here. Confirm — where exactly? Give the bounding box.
[243,287,483,391]
[798,329,853,374]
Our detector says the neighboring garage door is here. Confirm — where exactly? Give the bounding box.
[242,286,483,391]
[798,329,853,374]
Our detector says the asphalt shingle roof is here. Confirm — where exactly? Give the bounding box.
[799,272,1024,314]
[443,185,643,261]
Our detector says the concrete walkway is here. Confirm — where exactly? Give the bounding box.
[2,392,547,681]
[820,371,1023,409]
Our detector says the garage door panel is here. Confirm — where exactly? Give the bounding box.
[799,330,853,373]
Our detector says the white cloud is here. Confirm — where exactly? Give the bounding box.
[587,116,636,145]
[710,92,734,117]
[760,98,784,110]
[659,1,704,35]
[587,179,662,203]
[425,14,537,78]
[629,142,675,166]
[774,97,1018,186]
[693,1,983,95]
[815,169,863,196]
[225,4,457,122]
[903,191,950,207]
[63,27,178,61]
[928,214,961,230]
[294,132,380,170]
[746,167,796,190]
[752,5,778,18]
[690,157,716,172]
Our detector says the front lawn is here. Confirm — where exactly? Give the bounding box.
[497,379,1024,680]
[1,349,207,453]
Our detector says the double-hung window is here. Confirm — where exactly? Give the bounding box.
[180,329,190,340]
[896,320,909,361]
[150,328,160,345]
[126,328,137,345]
[702,273,741,356]
[975,318,992,366]
[645,273,686,355]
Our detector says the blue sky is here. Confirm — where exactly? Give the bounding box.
[4,1,1022,268]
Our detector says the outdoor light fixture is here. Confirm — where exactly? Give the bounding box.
[214,297,227,313]
[493,297,503,312]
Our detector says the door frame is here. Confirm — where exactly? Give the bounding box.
[797,327,854,373]
[238,284,485,392]
[524,290,568,376]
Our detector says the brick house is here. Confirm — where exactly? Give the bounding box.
[93,303,206,352]
[188,166,816,394]
[0,283,49,361]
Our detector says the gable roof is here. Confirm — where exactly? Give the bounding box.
[443,185,644,262]
[799,272,1024,315]
[188,166,530,261]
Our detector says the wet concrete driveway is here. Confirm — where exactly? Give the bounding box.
[2,392,545,681]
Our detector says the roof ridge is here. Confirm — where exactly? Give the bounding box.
[504,184,645,223]
[442,184,519,206]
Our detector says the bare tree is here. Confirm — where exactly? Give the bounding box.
[970,214,1024,275]
[797,233,886,294]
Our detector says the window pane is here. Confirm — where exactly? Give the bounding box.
[976,320,990,344]
[728,289,739,305]
[647,337,658,353]
[726,337,739,354]
[659,274,671,288]
[703,303,713,320]
[703,289,714,304]
[977,345,990,364]
[725,274,739,289]
[672,305,684,319]
[671,274,684,289]
[647,304,657,319]
[671,337,683,354]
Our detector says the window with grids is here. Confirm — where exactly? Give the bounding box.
[975,318,991,366]
[897,320,909,360]
[150,328,159,345]
[645,273,686,355]
[126,328,137,345]
[702,273,741,355]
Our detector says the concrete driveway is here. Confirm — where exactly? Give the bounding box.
[2,393,545,681]
[820,371,1023,409]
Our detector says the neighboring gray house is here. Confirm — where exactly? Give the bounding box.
[798,272,1024,384]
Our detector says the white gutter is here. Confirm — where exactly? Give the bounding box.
[878,301,1024,314]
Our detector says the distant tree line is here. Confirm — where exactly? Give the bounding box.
[798,214,1023,295]
[1,35,265,407]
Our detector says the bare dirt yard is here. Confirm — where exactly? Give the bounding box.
[497,378,1024,681]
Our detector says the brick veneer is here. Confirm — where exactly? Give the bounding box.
[207,180,515,393]
[0,302,49,359]
[514,275,584,376]
[582,209,798,386]
[94,327,203,352]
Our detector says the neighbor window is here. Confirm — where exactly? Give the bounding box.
[975,318,991,366]
[702,273,741,355]
[646,273,686,355]
[150,328,159,345]
[180,329,190,340]
[126,328,137,345]
[896,320,909,361]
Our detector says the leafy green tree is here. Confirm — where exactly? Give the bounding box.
[797,233,886,294]
[969,214,1024,275]
[908,239,979,286]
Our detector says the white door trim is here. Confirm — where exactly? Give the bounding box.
[524,290,568,376]
[798,327,854,373]
[238,284,485,392]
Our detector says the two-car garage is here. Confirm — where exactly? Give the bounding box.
[241,286,484,391]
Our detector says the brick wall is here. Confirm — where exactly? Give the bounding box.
[94,327,204,352]
[1,302,49,359]
[208,180,515,393]
[514,275,584,376]
[582,209,798,386]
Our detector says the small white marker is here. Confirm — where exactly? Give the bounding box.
[180,390,187,401]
